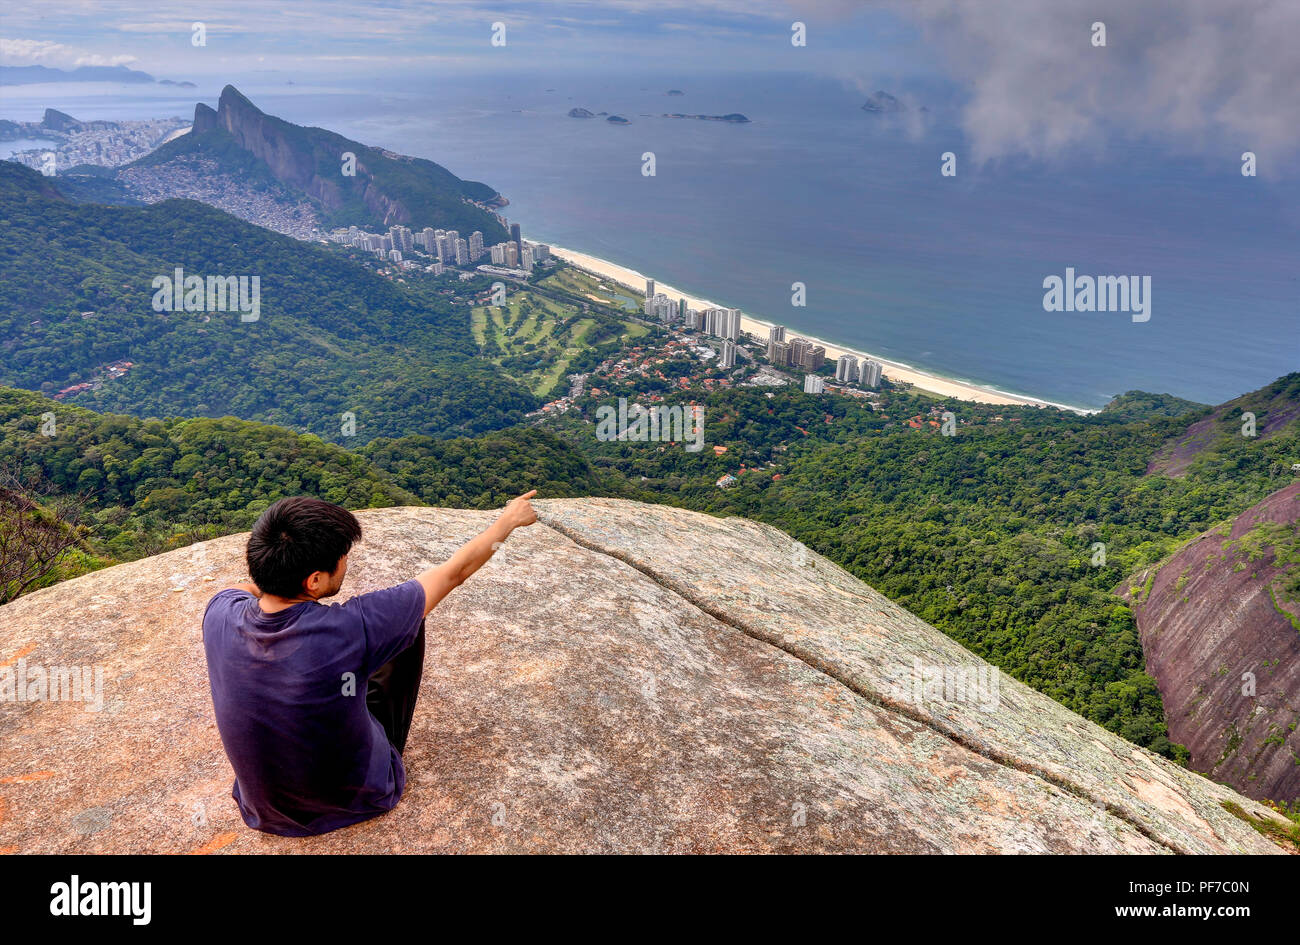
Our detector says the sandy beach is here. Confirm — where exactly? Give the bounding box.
[549,244,1093,414]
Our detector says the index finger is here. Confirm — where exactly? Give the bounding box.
[518,489,538,500]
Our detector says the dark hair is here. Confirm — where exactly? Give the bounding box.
[246,497,362,598]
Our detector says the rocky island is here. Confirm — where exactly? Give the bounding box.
[662,112,750,123]
[862,90,906,114]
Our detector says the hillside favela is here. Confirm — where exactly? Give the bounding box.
[1,0,1298,909]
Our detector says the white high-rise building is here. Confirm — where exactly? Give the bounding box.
[437,231,458,261]
[521,247,535,269]
[769,324,787,344]
[723,308,741,341]
[646,294,676,322]
[469,231,485,261]
[645,278,655,300]
[767,339,790,366]
[685,308,701,330]
[698,307,740,340]
[804,374,825,394]
[836,354,860,384]
[860,359,883,388]
[719,339,737,369]
[454,238,469,265]
[490,243,507,265]
[389,226,414,253]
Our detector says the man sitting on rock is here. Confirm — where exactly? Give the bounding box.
[202,491,538,837]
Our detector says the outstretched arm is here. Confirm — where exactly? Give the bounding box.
[414,490,537,616]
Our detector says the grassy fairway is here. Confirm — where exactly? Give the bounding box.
[472,285,647,397]
[541,267,642,312]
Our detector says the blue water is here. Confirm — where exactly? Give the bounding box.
[4,73,1297,408]
[0,137,57,158]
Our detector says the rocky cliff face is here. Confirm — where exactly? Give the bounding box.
[1129,483,1300,804]
[206,86,325,203]
[0,499,1288,853]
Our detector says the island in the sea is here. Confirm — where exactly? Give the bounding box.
[568,107,595,118]
[662,112,750,123]
[606,114,631,124]
[666,89,685,96]
[861,90,905,114]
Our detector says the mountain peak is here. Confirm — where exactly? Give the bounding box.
[40,108,81,132]
[0,498,1286,853]
[191,101,218,135]
[139,85,508,237]
[217,84,258,117]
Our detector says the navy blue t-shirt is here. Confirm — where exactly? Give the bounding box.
[202,580,426,837]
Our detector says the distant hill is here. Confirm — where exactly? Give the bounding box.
[1101,389,1207,422]
[1147,373,1300,477]
[130,85,509,237]
[0,65,193,87]
[0,107,120,141]
[0,161,536,442]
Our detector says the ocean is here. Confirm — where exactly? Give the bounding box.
[3,71,1296,409]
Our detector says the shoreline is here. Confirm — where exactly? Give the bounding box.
[547,244,1096,415]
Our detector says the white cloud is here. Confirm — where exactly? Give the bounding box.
[0,38,72,63]
[1,37,135,69]
[878,0,1300,166]
[73,53,138,67]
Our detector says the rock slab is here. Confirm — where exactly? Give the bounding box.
[0,499,1288,853]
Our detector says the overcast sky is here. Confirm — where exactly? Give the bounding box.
[3,0,1297,168]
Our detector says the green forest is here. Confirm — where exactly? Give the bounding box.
[0,161,535,442]
[537,374,1300,757]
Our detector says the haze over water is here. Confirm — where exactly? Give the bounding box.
[7,71,1296,409]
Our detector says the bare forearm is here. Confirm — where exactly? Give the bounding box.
[444,518,513,587]
[416,490,537,616]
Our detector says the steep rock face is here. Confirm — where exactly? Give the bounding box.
[145,86,507,237]
[1129,483,1300,803]
[209,86,319,199]
[0,500,1287,854]
[40,108,83,133]
[190,102,218,135]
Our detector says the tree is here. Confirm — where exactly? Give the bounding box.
[0,465,88,604]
